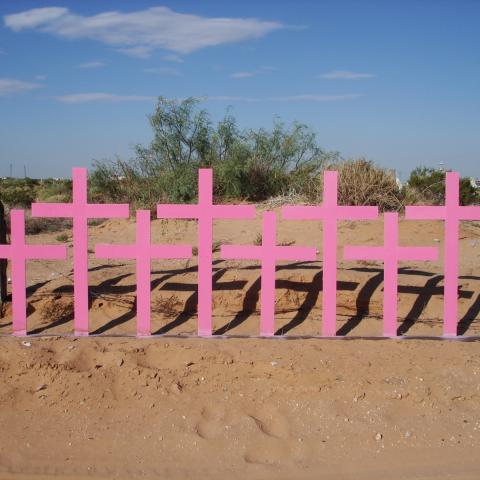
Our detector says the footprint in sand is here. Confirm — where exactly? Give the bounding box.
[247,405,290,440]
[243,407,293,465]
[243,437,291,465]
[195,405,226,440]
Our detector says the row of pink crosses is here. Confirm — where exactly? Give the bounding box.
[1,167,479,338]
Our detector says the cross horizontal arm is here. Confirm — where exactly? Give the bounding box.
[157,204,200,219]
[25,245,67,260]
[397,247,438,262]
[31,203,74,218]
[0,245,12,258]
[221,245,262,260]
[274,246,317,261]
[282,205,324,220]
[459,206,480,221]
[212,205,256,219]
[96,244,136,260]
[337,206,378,220]
[149,245,192,259]
[405,206,445,220]
[344,246,385,261]
[86,204,130,218]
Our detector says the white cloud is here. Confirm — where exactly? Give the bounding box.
[55,93,155,103]
[4,7,66,30]
[4,6,283,57]
[53,92,361,104]
[0,78,41,96]
[206,94,362,102]
[115,46,152,59]
[205,95,260,102]
[319,70,376,79]
[162,54,184,63]
[230,71,255,79]
[230,65,277,79]
[269,94,362,101]
[35,74,47,80]
[144,67,182,76]
[77,60,106,69]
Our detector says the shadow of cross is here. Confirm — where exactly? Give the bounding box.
[221,211,317,336]
[344,212,438,337]
[154,267,248,335]
[275,270,358,335]
[398,274,474,335]
[213,261,320,336]
[96,210,192,336]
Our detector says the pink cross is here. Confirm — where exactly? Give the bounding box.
[221,211,317,336]
[0,210,67,336]
[405,172,480,336]
[344,212,438,337]
[282,170,378,336]
[157,169,256,336]
[95,210,191,336]
[31,168,129,335]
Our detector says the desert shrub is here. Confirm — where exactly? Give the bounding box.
[36,178,72,203]
[24,217,72,235]
[326,159,403,211]
[39,296,74,325]
[405,167,479,205]
[0,177,71,209]
[0,177,38,208]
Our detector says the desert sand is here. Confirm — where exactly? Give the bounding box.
[1,210,480,479]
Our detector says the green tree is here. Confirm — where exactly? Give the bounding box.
[90,96,336,206]
[406,167,479,205]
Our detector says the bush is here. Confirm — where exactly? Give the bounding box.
[24,215,72,235]
[0,178,38,208]
[405,167,479,205]
[327,159,403,211]
[0,177,71,209]
[36,178,72,203]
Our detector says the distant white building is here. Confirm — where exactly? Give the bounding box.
[470,177,480,189]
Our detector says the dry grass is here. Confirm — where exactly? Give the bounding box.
[333,159,404,211]
[153,294,182,317]
[39,296,74,325]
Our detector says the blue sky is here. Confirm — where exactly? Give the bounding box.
[0,0,479,179]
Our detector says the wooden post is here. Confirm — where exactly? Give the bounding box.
[0,200,7,309]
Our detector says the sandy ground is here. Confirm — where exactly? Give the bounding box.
[1,210,480,478]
